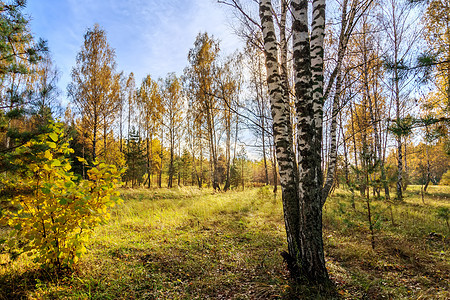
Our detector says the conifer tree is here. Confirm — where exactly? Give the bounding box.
[0,0,47,155]
[124,127,146,187]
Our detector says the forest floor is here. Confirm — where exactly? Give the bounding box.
[0,185,449,299]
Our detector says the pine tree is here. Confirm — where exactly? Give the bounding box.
[124,127,146,187]
[0,0,48,156]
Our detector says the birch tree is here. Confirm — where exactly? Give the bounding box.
[68,24,118,162]
[138,75,163,187]
[216,53,242,191]
[258,0,330,283]
[218,0,372,283]
[322,0,373,197]
[186,33,222,190]
[246,43,272,186]
[163,73,183,188]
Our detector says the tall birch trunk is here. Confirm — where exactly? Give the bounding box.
[260,0,301,280]
[260,0,329,284]
[323,71,342,200]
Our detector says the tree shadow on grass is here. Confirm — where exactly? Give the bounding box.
[0,267,59,300]
[133,204,294,299]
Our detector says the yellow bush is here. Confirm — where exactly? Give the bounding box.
[440,170,450,185]
[1,122,123,269]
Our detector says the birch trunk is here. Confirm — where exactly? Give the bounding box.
[260,0,329,283]
[323,71,342,200]
[260,0,301,280]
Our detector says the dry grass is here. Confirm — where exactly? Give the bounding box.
[0,185,449,299]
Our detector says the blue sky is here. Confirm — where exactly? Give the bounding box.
[25,0,243,104]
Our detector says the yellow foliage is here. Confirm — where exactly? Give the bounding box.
[441,170,450,185]
[1,122,123,269]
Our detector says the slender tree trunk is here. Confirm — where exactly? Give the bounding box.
[340,110,355,209]
[147,132,152,188]
[421,184,426,204]
[353,105,367,196]
[373,94,390,200]
[199,143,203,188]
[178,143,182,187]
[424,142,431,191]
[103,121,107,160]
[82,137,86,179]
[128,91,132,156]
[159,128,163,188]
[393,5,403,201]
[396,136,403,200]
[224,106,232,191]
[241,159,245,190]
[191,152,197,187]
[92,115,97,162]
[262,135,269,185]
[168,141,174,188]
[260,93,269,186]
[323,70,342,200]
[256,57,270,186]
[366,180,375,249]
[119,99,123,153]
[206,103,220,191]
[403,141,408,191]
[272,143,278,194]
[350,104,363,196]
[233,115,238,162]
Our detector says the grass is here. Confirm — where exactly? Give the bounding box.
[323,185,449,299]
[0,185,449,299]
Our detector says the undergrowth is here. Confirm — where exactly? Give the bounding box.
[1,185,449,299]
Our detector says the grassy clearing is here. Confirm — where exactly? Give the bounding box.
[0,185,449,299]
[323,185,449,299]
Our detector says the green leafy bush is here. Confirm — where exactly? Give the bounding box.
[1,122,123,269]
